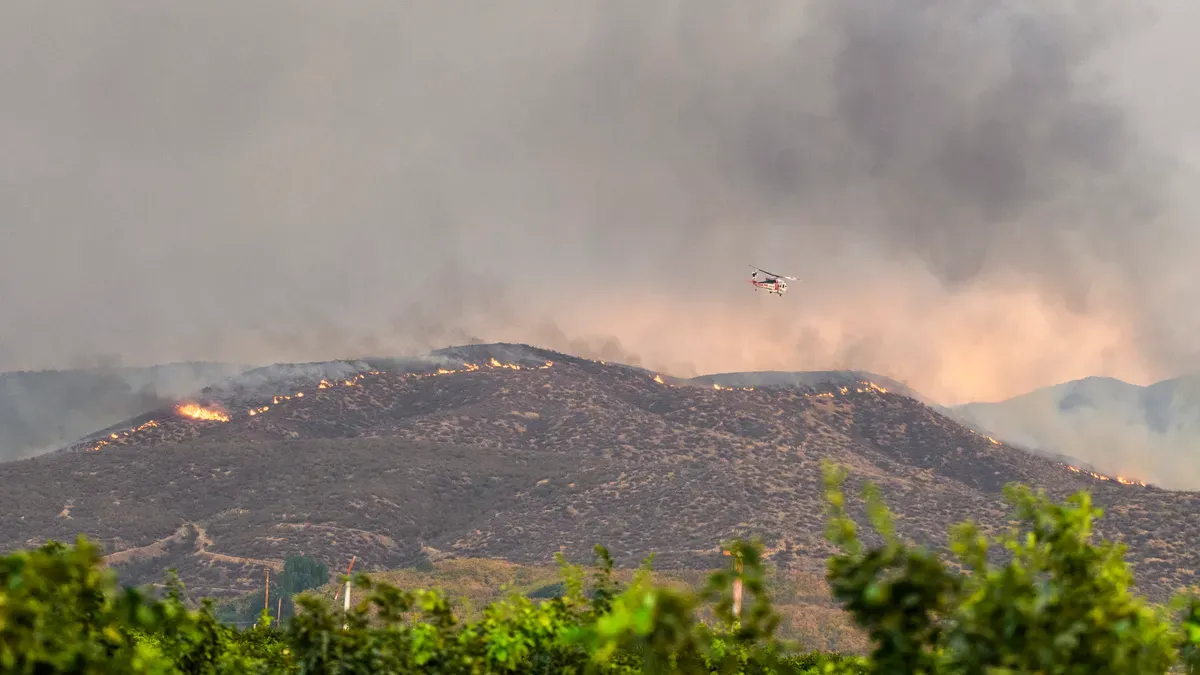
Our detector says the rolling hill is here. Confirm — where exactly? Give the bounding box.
[0,343,1196,611]
[949,374,1200,490]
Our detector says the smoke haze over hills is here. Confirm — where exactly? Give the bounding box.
[3,0,1200,405]
[949,373,1200,490]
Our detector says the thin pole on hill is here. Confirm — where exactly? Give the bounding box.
[723,549,743,620]
[277,596,282,622]
[333,556,356,600]
[734,558,743,619]
[264,568,270,617]
[334,555,356,630]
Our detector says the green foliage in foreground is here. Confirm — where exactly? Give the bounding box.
[2,462,1200,673]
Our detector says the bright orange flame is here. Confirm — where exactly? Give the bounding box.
[1063,463,1146,487]
[176,404,230,422]
[88,419,161,451]
[653,374,665,384]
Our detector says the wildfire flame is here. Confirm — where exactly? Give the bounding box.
[1064,464,1147,487]
[176,404,230,422]
[653,374,664,384]
[966,428,1003,446]
[427,358,549,376]
[807,381,890,398]
[83,358,555,451]
[87,419,161,452]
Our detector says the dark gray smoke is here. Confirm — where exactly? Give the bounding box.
[2,0,1198,408]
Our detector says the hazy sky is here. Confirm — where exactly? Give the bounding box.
[3,0,1199,405]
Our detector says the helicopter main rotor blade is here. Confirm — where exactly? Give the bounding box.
[750,265,797,281]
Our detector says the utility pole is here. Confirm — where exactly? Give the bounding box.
[264,568,270,615]
[723,549,743,620]
[334,555,357,630]
[733,557,743,619]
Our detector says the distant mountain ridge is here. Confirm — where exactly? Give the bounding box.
[947,373,1200,490]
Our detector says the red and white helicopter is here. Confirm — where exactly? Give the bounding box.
[747,265,798,296]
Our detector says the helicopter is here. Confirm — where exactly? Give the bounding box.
[747,265,797,296]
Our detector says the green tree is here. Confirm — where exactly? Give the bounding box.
[274,554,329,621]
[821,460,1183,675]
[0,537,173,673]
[0,536,286,674]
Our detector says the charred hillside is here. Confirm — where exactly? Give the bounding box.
[0,343,1195,602]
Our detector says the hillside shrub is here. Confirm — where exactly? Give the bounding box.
[0,464,1197,673]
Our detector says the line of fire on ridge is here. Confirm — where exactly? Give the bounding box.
[83,357,551,452]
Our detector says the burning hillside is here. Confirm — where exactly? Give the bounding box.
[17,342,1189,605]
[1065,464,1148,487]
[67,345,1152,490]
[176,403,230,422]
[70,354,553,453]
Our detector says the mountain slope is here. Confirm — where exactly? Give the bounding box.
[950,374,1200,490]
[0,344,1196,605]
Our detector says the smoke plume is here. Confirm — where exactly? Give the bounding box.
[3,0,1199,414]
